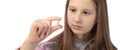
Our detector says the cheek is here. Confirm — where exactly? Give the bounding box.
[67,17,72,27]
[67,13,74,24]
[84,17,96,30]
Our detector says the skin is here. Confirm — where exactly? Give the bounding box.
[20,0,96,50]
[20,16,63,50]
[67,0,96,39]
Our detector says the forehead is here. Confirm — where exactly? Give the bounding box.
[69,0,95,10]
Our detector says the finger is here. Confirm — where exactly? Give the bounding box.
[36,22,45,36]
[37,26,44,36]
[34,20,44,35]
[39,31,46,41]
[35,19,51,37]
[37,21,49,37]
[35,20,48,41]
[46,26,52,36]
[47,16,61,21]
[39,23,48,40]
[51,25,63,33]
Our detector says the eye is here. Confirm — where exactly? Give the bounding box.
[69,9,76,13]
[83,11,91,15]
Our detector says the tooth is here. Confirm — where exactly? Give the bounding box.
[57,21,60,25]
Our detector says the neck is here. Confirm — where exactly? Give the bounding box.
[74,34,82,41]
[74,33,90,41]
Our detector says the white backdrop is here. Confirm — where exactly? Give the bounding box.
[0,0,119,50]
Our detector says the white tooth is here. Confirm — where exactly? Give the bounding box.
[57,21,60,25]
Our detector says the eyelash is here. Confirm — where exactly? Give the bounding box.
[70,9,76,12]
[83,11,91,15]
[69,8,91,15]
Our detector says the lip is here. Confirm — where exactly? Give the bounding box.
[72,25,82,30]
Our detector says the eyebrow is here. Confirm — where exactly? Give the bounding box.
[68,5,95,12]
[68,5,76,9]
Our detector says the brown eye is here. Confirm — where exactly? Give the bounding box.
[83,11,91,15]
[70,9,76,13]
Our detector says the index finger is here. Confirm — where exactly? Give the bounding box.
[47,16,61,21]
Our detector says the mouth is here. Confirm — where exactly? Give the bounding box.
[72,25,82,30]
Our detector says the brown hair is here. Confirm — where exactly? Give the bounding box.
[49,0,117,50]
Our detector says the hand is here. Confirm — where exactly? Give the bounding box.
[26,16,63,44]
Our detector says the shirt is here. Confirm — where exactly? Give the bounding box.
[17,38,90,50]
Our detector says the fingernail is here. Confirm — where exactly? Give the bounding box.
[59,25,63,28]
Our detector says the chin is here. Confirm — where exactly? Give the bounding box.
[72,30,85,35]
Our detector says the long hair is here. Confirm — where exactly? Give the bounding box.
[49,0,117,50]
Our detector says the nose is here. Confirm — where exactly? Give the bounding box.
[74,13,82,23]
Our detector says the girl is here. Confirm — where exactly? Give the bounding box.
[19,0,117,50]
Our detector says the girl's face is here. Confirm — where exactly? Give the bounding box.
[67,0,96,38]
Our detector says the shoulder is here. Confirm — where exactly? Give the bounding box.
[35,41,58,50]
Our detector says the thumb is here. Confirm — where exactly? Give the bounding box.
[51,25,63,33]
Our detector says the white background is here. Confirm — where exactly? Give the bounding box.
[0,0,120,50]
